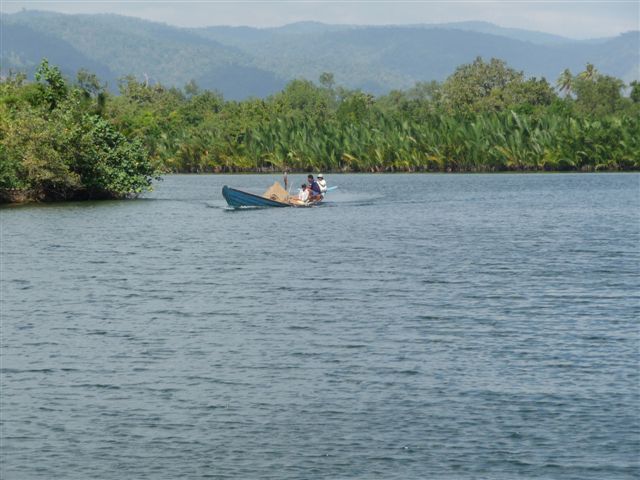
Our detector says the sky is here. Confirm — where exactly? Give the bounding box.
[1,1,638,39]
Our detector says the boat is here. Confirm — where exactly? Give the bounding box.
[222,182,323,208]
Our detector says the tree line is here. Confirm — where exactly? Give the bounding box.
[1,57,639,201]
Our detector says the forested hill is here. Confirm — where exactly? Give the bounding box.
[2,10,639,99]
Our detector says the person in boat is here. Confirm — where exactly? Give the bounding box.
[298,184,309,203]
[307,174,322,200]
[317,173,327,194]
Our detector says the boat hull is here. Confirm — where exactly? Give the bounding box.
[222,185,291,208]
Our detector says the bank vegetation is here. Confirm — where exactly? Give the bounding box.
[1,58,638,202]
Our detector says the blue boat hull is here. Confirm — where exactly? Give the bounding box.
[222,185,290,208]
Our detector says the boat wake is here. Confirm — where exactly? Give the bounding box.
[327,191,382,206]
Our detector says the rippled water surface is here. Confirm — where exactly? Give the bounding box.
[2,173,639,479]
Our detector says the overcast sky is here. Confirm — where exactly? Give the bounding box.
[1,1,638,39]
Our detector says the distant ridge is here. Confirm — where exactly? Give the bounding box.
[2,10,638,99]
[0,22,116,84]
[420,21,574,44]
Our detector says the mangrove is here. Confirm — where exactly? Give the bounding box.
[1,57,639,203]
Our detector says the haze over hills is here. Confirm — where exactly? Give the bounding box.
[1,10,638,99]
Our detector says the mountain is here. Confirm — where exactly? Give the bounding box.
[196,20,579,46]
[0,22,116,84]
[194,24,640,90]
[0,11,286,98]
[1,10,638,99]
[422,21,576,45]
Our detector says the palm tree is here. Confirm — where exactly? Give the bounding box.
[578,63,599,81]
[556,69,574,96]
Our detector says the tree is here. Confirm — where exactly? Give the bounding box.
[630,81,640,103]
[73,115,156,197]
[337,91,374,122]
[578,63,599,81]
[76,69,107,115]
[271,79,330,117]
[573,71,624,116]
[184,79,200,97]
[503,77,556,113]
[34,58,68,110]
[442,57,524,114]
[1,60,159,200]
[407,81,442,103]
[118,75,166,104]
[556,68,573,97]
[319,72,335,90]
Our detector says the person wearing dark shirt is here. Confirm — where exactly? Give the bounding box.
[307,174,322,200]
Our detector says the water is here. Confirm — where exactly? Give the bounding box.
[1,173,639,479]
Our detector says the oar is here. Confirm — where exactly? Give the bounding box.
[325,186,338,192]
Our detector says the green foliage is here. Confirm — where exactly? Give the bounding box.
[271,79,331,117]
[442,57,524,114]
[76,69,107,115]
[319,72,335,90]
[1,59,158,201]
[572,64,626,116]
[2,57,638,203]
[71,115,156,196]
[336,92,374,123]
[441,58,555,116]
[100,60,638,175]
[556,69,573,96]
[503,78,555,113]
[34,58,68,110]
[184,79,200,98]
[630,81,640,104]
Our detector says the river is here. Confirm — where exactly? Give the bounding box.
[1,173,638,479]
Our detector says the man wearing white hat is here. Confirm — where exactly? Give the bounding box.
[317,173,327,194]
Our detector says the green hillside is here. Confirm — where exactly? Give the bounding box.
[195,25,640,90]
[2,11,638,98]
[1,11,286,98]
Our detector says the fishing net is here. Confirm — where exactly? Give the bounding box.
[262,182,290,203]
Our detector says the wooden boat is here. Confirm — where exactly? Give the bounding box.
[222,182,323,208]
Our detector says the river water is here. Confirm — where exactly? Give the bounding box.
[1,173,639,479]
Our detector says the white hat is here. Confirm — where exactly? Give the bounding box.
[318,173,324,178]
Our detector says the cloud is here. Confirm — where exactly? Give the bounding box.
[1,1,638,38]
